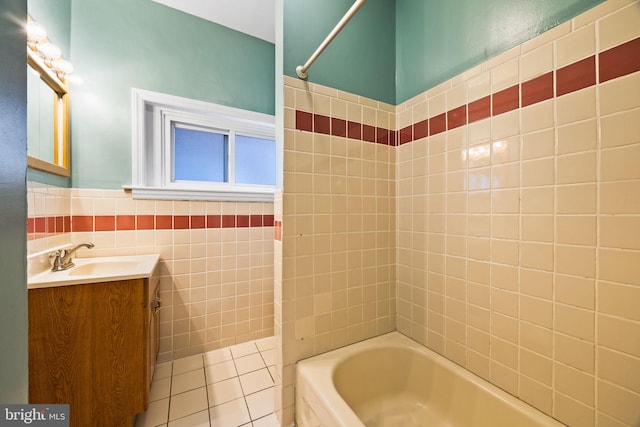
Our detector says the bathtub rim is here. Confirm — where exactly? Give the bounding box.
[295,331,565,427]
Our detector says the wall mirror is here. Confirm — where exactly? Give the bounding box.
[27,49,70,177]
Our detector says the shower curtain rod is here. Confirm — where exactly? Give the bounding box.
[295,0,367,79]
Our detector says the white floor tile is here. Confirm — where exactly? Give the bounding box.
[171,369,206,395]
[267,366,277,382]
[205,360,237,384]
[207,377,244,407]
[149,376,172,402]
[135,397,169,427]
[154,362,173,380]
[204,347,233,366]
[167,409,210,427]
[245,387,274,420]
[255,337,275,352]
[252,413,280,427]
[230,341,258,358]
[210,398,251,427]
[260,349,275,366]
[239,368,274,395]
[234,353,266,375]
[138,337,277,427]
[172,354,204,375]
[169,387,208,421]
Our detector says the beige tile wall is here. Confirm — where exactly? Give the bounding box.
[273,190,284,424]
[396,1,640,426]
[27,181,72,253]
[278,76,397,425]
[27,187,275,363]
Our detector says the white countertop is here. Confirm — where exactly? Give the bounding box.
[27,254,160,289]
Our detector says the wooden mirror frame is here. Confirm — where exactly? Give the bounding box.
[27,49,70,177]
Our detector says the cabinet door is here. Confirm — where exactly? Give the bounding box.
[29,279,146,427]
[149,283,160,385]
[90,279,146,421]
[29,284,94,424]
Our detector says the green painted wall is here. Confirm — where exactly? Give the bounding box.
[283,0,603,105]
[0,0,29,403]
[283,0,396,105]
[70,0,275,189]
[396,0,605,103]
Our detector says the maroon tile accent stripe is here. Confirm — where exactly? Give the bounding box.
[347,121,361,140]
[116,215,135,230]
[556,55,596,96]
[297,113,394,147]
[414,119,428,140]
[137,215,154,230]
[600,37,640,83]
[95,216,115,232]
[295,110,313,132]
[264,214,275,227]
[293,37,639,147]
[522,72,554,107]
[274,220,282,241]
[237,215,250,227]
[207,215,221,228]
[74,216,93,232]
[447,106,467,130]
[493,85,520,116]
[376,127,390,145]
[174,215,190,229]
[156,215,172,229]
[362,124,376,143]
[399,125,412,145]
[28,214,276,236]
[468,96,491,124]
[27,215,72,239]
[191,215,206,229]
[430,113,447,135]
[331,118,347,137]
[221,215,236,228]
[314,114,331,135]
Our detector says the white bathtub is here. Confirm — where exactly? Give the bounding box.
[296,332,564,427]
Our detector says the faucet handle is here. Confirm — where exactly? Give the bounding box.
[49,249,62,259]
[49,249,65,270]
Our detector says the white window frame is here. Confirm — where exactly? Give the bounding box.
[129,88,276,201]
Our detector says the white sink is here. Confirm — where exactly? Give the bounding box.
[69,260,140,277]
[28,254,160,289]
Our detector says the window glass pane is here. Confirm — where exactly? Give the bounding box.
[174,126,227,182]
[235,135,276,185]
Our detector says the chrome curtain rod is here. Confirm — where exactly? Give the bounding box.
[295,0,367,79]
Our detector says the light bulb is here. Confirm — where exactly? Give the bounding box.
[38,42,62,61]
[53,59,74,75]
[26,21,47,42]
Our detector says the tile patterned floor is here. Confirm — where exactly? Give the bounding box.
[136,337,279,427]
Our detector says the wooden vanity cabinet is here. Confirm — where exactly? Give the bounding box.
[29,273,159,427]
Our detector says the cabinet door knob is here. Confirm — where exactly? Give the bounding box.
[152,297,161,313]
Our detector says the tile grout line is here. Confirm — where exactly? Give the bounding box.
[229,347,255,424]
[201,357,213,427]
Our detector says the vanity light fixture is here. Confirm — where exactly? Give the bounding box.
[25,17,77,83]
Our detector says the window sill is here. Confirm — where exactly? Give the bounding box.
[124,186,275,202]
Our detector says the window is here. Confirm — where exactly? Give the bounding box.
[130,89,276,201]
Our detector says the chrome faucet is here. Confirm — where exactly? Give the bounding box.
[50,242,95,271]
